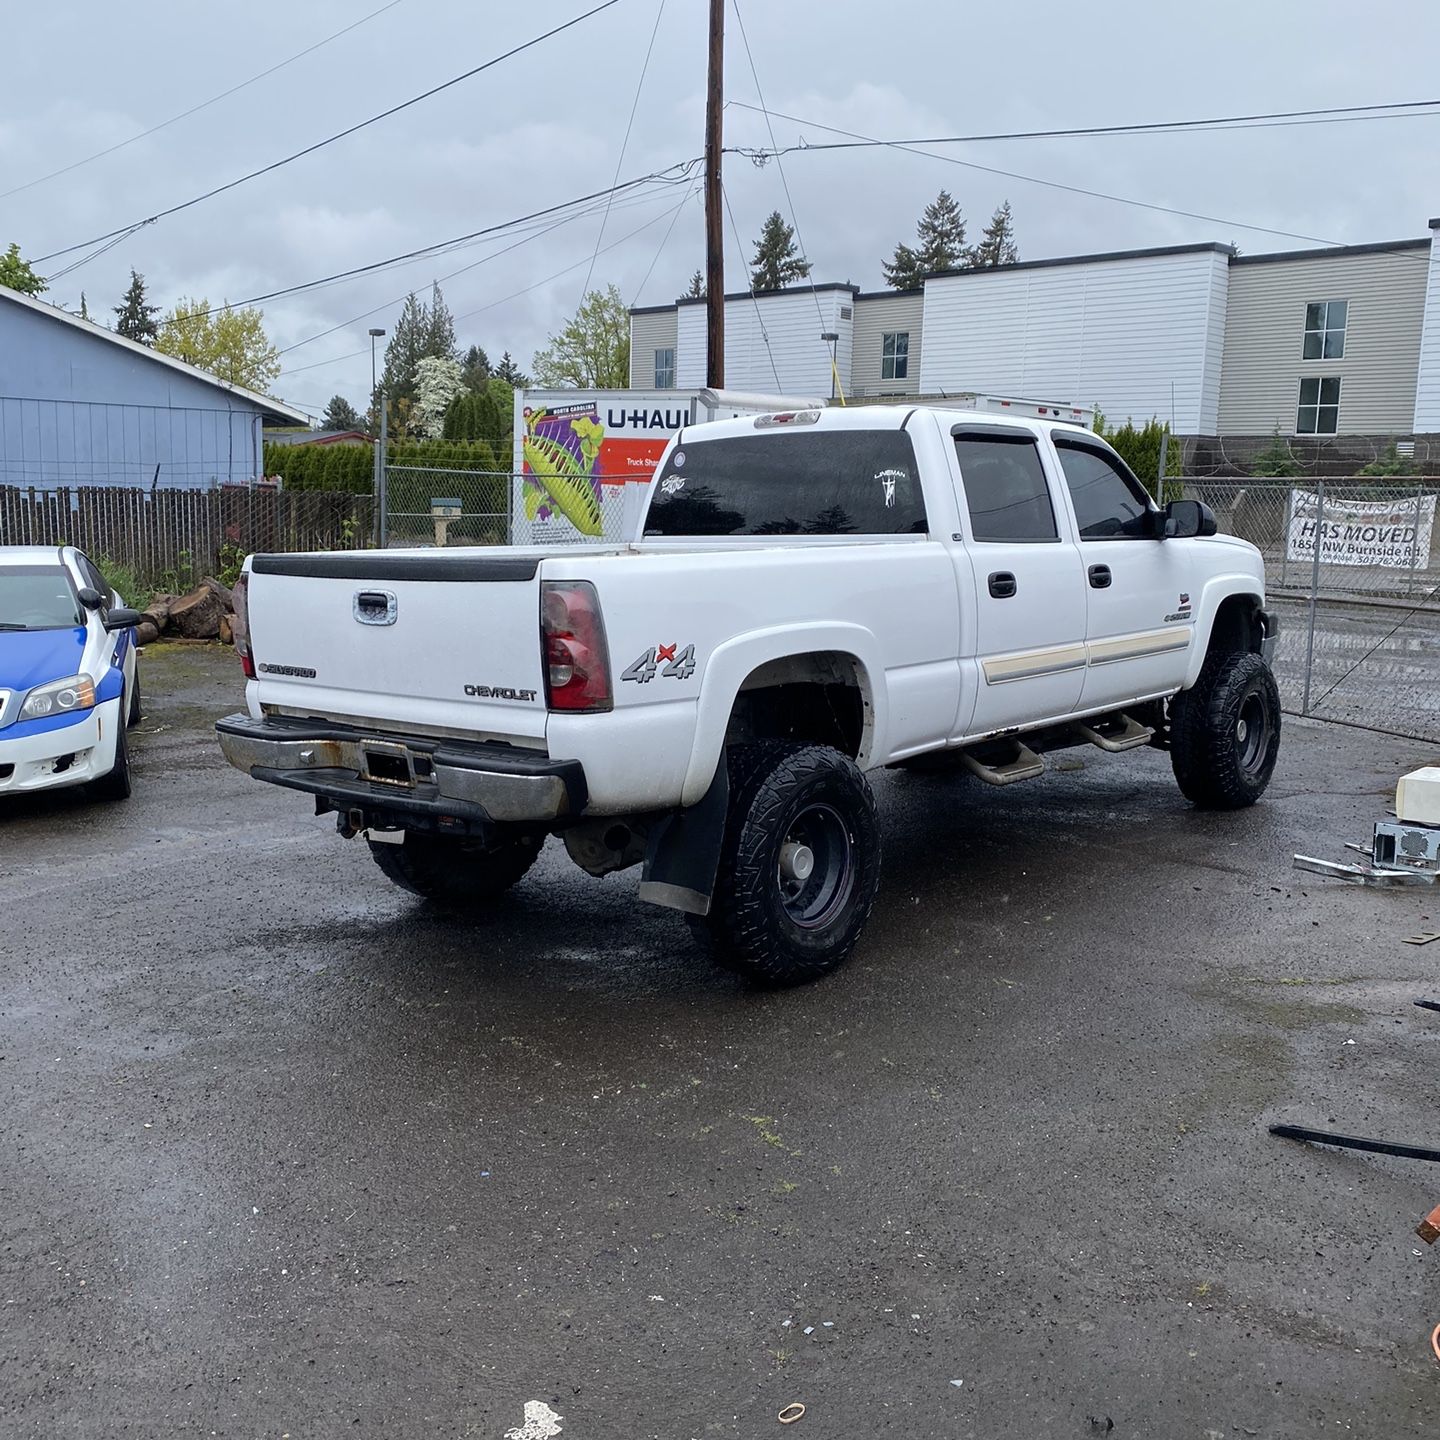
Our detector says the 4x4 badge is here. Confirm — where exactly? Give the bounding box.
[622,643,696,684]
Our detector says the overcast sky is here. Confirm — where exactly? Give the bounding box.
[4,0,1438,419]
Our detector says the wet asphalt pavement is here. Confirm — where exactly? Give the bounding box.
[3,642,1439,1439]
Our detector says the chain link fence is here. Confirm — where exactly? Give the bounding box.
[0,484,374,589]
[1182,479,1440,741]
[383,466,510,547]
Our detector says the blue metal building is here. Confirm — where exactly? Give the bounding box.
[0,283,307,490]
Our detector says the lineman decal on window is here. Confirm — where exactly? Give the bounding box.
[622,643,697,684]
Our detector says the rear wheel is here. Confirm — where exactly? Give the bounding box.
[368,830,543,907]
[89,715,132,802]
[689,742,881,986]
[1170,651,1281,809]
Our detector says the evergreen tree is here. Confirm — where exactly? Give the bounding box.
[322,394,363,431]
[114,270,159,344]
[680,269,705,300]
[78,293,90,321]
[493,351,529,387]
[0,242,46,296]
[968,200,1019,268]
[460,343,491,391]
[883,190,967,289]
[377,292,429,413]
[424,281,457,362]
[750,211,812,292]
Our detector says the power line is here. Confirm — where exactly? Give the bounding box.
[276,192,694,383]
[720,180,782,391]
[729,102,1349,247]
[34,0,624,269]
[629,179,702,306]
[579,0,667,304]
[729,1,830,346]
[0,1,407,203]
[725,96,1440,154]
[150,159,700,328]
[279,183,685,358]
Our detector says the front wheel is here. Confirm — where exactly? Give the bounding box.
[89,715,132,802]
[1169,651,1281,809]
[368,830,543,907]
[691,742,881,986]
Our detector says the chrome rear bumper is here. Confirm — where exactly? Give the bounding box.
[215,713,586,824]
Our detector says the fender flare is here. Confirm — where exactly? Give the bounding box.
[1184,575,1267,688]
[679,622,887,807]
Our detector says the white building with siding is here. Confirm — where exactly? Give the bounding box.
[631,220,1440,464]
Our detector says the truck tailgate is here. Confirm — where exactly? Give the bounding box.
[246,551,548,745]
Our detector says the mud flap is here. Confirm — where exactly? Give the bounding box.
[638,762,729,916]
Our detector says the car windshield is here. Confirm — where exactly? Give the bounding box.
[0,566,84,630]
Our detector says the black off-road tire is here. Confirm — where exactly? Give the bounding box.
[689,741,881,987]
[1170,651,1281,809]
[89,715,132,802]
[369,830,543,906]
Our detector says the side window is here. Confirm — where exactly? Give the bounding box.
[1054,444,1154,540]
[654,347,675,389]
[954,435,1058,543]
[79,554,113,602]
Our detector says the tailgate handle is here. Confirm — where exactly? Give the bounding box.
[353,590,397,626]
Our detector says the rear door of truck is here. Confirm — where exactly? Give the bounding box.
[244,551,550,747]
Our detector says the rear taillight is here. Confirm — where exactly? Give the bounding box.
[233,570,255,679]
[541,581,611,712]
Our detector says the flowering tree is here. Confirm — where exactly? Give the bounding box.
[412,355,465,438]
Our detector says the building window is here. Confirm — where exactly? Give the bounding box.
[1303,299,1347,360]
[654,347,675,388]
[1297,376,1341,434]
[881,331,910,381]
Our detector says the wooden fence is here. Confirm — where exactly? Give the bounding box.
[0,486,374,585]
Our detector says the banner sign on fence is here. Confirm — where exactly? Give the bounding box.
[1285,489,1435,568]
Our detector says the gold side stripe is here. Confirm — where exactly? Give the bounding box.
[1086,627,1192,667]
[983,627,1192,685]
[983,643,1089,683]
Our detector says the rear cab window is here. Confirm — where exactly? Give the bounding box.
[952,431,1059,543]
[644,428,927,537]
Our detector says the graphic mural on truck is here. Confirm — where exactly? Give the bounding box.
[516,393,695,544]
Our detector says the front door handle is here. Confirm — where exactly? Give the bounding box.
[988,571,1017,599]
[1088,564,1112,590]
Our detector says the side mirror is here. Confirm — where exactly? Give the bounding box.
[1161,498,1217,539]
[77,586,105,609]
[103,606,143,631]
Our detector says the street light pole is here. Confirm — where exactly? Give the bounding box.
[368,328,386,548]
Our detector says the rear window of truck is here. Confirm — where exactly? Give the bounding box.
[644,430,927,537]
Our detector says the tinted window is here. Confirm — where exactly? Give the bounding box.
[954,436,1057,542]
[1055,443,1154,539]
[645,429,927,537]
[0,566,84,630]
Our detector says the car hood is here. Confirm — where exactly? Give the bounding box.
[0,626,87,693]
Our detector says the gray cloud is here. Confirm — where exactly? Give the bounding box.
[4,0,1438,418]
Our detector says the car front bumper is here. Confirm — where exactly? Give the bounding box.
[215,713,587,828]
[0,698,122,796]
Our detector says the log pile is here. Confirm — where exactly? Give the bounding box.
[135,578,235,646]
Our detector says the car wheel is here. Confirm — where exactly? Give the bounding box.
[368,830,543,906]
[89,714,132,802]
[690,741,881,986]
[126,667,142,728]
[1170,651,1281,809]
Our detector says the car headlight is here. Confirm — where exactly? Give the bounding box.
[19,675,96,721]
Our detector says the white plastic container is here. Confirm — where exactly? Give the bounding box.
[1395,766,1440,826]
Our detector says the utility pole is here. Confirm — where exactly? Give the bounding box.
[704,0,725,388]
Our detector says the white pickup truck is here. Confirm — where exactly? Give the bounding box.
[218,405,1280,985]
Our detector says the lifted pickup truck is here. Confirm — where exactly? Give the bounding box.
[218,405,1280,985]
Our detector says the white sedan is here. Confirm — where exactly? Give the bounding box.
[0,545,142,801]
